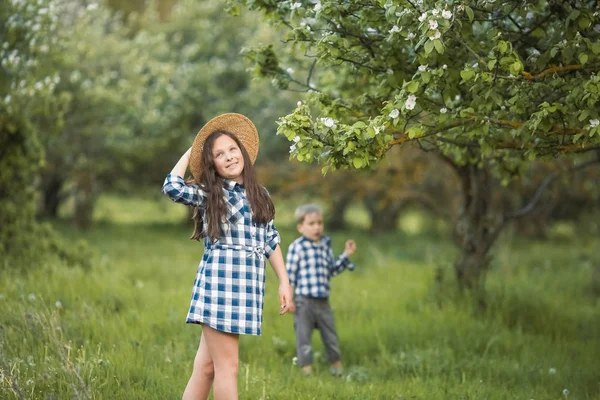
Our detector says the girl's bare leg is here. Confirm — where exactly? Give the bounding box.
[182,331,215,400]
[202,325,240,400]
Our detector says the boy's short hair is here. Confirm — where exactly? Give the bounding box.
[294,204,323,224]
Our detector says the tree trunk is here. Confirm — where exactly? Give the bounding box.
[38,171,65,219]
[365,198,405,233]
[73,168,96,230]
[325,195,351,231]
[453,164,501,292]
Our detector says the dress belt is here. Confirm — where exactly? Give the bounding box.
[209,243,265,259]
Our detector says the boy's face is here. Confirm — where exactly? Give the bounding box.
[297,212,324,242]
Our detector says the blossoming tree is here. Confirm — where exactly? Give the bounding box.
[233,0,600,289]
[1,0,70,264]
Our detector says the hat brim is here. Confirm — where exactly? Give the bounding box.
[189,113,259,180]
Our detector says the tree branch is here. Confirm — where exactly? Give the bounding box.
[505,157,600,220]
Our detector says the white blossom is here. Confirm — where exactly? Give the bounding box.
[286,67,294,75]
[418,12,427,22]
[387,69,394,75]
[432,9,439,16]
[314,1,322,12]
[293,135,301,143]
[440,107,447,113]
[291,2,302,10]
[442,64,448,69]
[55,301,63,309]
[589,118,599,128]
[389,108,400,119]
[418,65,427,72]
[429,20,438,30]
[322,117,336,128]
[405,94,417,110]
[297,101,303,107]
[406,32,416,40]
[389,25,400,34]
[289,144,297,153]
[429,31,441,40]
[442,10,452,19]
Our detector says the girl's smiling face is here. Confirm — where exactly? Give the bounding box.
[212,134,245,183]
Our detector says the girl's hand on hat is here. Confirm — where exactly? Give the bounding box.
[278,282,294,315]
[345,240,356,257]
[184,147,192,160]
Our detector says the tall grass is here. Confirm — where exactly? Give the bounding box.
[1,194,599,399]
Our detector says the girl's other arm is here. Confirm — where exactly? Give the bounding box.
[268,245,294,315]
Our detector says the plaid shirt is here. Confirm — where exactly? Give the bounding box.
[162,174,280,336]
[286,235,355,298]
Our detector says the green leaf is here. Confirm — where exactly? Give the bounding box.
[465,6,474,22]
[487,59,496,71]
[407,81,420,93]
[579,53,588,65]
[592,42,600,55]
[498,41,508,54]
[433,39,444,54]
[579,17,590,29]
[460,70,475,81]
[578,110,590,122]
[352,157,364,168]
[509,61,523,75]
[568,10,581,20]
[424,40,434,55]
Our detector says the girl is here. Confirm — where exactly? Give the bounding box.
[162,113,293,400]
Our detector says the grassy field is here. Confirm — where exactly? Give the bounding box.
[1,194,599,399]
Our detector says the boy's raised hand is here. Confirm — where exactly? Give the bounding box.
[344,240,356,257]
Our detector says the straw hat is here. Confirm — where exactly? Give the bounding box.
[189,113,259,180]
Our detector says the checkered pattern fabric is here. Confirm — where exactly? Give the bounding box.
[286,235,355,298]
[162,174,280,336]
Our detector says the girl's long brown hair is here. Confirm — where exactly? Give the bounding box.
[189,130,275,242]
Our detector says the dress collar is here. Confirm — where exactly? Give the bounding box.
[223,179,244,192]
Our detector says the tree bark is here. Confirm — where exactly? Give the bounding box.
[73,168,96,230]
[325,195,351,231]
[453,163,499,291]
[365,198,405,233]
[38,171,65,219]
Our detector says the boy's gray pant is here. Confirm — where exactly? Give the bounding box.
[294,295,341,367]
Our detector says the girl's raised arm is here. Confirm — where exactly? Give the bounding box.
[170,147,192,177]
[162,148,206,207]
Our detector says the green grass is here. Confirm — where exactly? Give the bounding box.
[1,194,599,399]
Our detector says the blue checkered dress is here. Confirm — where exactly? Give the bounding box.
[162,174,280,336]
[286,235,355,298]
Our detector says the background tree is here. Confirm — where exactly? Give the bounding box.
[36,0,296,227]
[0,0,87,267]
[236,0,600,290]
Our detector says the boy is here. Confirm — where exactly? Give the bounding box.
[286,204,357,376]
